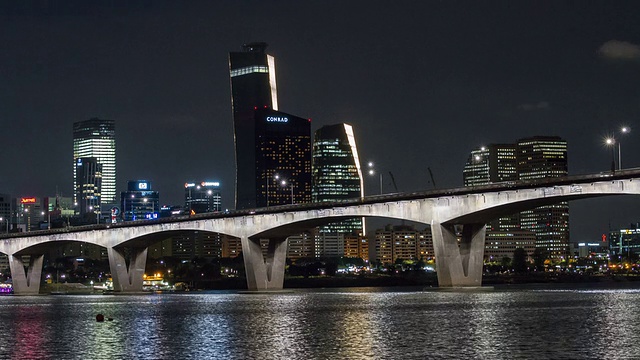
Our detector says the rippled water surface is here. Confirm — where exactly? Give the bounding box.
[1,284,640,359]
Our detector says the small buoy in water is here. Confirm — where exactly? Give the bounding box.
[96,314,104,322]
[107,317,113,321]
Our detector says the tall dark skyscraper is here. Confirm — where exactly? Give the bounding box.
[73,118,116,206]
[254,108,311,207]
[229,42,279,209]
[312,123,364,234]
[75,157,102,219]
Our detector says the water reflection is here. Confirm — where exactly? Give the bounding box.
[2,286,640,358]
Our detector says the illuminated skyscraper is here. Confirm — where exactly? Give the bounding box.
[229,42,279,209]
[517,136,569,259]
[73,118,116,206]
[254,108,311,207]
[312,123,364,234]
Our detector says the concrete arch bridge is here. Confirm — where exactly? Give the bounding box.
[2,170,639,295]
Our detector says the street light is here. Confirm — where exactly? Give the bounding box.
[0,217,7,234]
[280,179,294,204]
[471,154,482,186]
[619,126,630,170]
[41,211,50,230]
[89,206,99,225]
[605,137,616,172]
[368,162,383,195]
[143,198,155,219]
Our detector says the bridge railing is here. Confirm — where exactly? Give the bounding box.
[1,169,639,240]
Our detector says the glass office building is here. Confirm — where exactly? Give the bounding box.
[73,118,116,205]
[312,123,364,234]
[229,42,279,209]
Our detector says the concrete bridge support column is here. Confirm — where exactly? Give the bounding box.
[9,254,44,295]
[241,236,288,291]
[107,247,148,293]
[432,222,486,287]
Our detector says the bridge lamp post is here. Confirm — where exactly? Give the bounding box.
[23,208,29,232]
[281,179,294,204]
[619,126,630,170]
[143,198,155,219]
[41,211,50,230]
[89,206,99,225]
[605,138,616,172]
[367,162,383,195]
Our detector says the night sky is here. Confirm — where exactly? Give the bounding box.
[1,1,639,242]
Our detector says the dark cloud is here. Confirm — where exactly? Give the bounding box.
[517,101,550,111]
[598,40,640,60]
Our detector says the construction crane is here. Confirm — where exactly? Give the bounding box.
[388,171,399,193]
[427,167,437,189]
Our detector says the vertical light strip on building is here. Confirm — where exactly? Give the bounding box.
[267,55,278,111]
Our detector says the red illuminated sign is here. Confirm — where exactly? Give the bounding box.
[20,197,36,204]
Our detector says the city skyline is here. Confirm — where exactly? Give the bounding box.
[1,2,639,242]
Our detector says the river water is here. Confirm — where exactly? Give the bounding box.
[1,283,640,359]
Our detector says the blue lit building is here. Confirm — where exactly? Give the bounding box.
[120,180,159,221]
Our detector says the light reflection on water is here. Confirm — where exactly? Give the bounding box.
[0,285,640,359]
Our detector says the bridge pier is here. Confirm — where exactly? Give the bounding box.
[432,222,486,287]
[9,254,44,295]
[107,246,148,293]
[242,236,288,291]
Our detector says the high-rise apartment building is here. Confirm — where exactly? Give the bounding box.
[73,118,116,206]
[374,225,433,264]
[312,124,364,234]
[229,42,279,209]
[517,136,569,259]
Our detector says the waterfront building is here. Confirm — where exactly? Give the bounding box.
[517,136,569,259]
[312,123,364,234]
[344,233,369,261]
[374,225,433,264]
[229,42,279,209]
[184,181,222,214]
[73,118,116,206]
[609,225,640,260]
[120,180,159,221]
[288,232,316,260]
[221,235,243,258]
[75,157,102,220]
[484,230,536,262]
[314,233,344,258]
[172,231,222,262]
